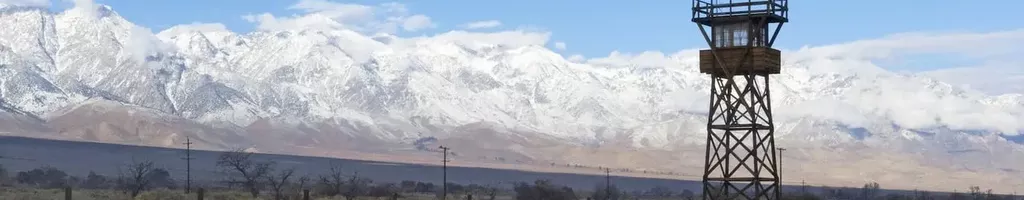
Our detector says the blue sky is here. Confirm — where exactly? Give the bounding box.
[46,0,1023,71]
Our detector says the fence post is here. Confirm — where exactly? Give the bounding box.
[64,186,72,200]
[197,188,205,200]
[303,189,310,200]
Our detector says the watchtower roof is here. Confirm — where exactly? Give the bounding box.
[692,0,789,26]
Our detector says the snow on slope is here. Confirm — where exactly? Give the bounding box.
[0,2,1022,182]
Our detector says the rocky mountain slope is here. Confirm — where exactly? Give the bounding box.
[0,3,1022,191]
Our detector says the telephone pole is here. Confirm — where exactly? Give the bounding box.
[439,146,451,200]
[605,167,612,200]
[801,180,806,194]
[777,147,787,192]
[182,137,194,194]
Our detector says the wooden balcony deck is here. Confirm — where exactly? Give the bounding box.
[699,47,781,76]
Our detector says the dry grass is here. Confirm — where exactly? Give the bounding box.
[0,187,127,200]
[0,187,526,200]
[0,187,260,200]
[0,187,685,200]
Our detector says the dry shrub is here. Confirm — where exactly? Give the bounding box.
[208,190,265,200]
[0,187,131,200]
[0,188,60,200]
[83,189,130,200]
[135,189,188,200]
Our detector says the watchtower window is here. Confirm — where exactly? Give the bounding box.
[714,23,752,48]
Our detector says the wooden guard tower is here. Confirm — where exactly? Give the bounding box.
[692,0,788,199]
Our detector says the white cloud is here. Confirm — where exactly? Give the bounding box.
[121,25,176,64]
[401,14,434,31]
[788,29,1024,95]
[376,2,437,32]
[790,29,1024,61]
[462,20,502,29]
[921,62,1024,95]
[768,29,1024,134]
[66,0,99,20]
[0,0,49,8]
[567,54,586,62]
[156,23,230,39]
[289,0,374,22]
[244,0,434,34]
[400,30,551,50]
[243,12,343,31]
[586,50,696,69]
[554,42,566,50]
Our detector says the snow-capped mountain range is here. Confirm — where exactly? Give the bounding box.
[1,3,1023,191]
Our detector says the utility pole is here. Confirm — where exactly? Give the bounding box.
[182,136,194,194]
[439,145,450,200]
[777,147,787,193]
[801,180,806,194]
[605,167,611,200]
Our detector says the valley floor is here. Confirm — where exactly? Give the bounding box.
[0,135,1014,195]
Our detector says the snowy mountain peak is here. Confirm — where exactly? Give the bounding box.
[1,5,1020,138]
[0,4,1023,191]
[60,2,118,21]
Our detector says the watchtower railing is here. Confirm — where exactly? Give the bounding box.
[692,0,788,21]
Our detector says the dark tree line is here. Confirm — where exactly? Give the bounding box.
[215,149,439,200]
[211,149,520,200]
[0,160,175,198]
[577,181,1016,200]
[3,151,1018,200]
[513,179,578,200]
[795,182,1013,200]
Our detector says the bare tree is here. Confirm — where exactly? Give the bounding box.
[318,163,346,196]
[297,175,310,189]
[860,182,880,199]
[680,189,697,200]
[293,175,311,199]
[116,159,156,198]
[266,168,295,200]
[969,185,982,197]
[485,185,499,200]
[592,182,621,200]
[342,171,370,200]
[216,149,275,198]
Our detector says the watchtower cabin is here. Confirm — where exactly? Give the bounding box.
[692,0,788,77]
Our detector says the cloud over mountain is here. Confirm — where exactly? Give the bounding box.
[0,0,48,8]
[462,20,502,29]
[242,0,435,34]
